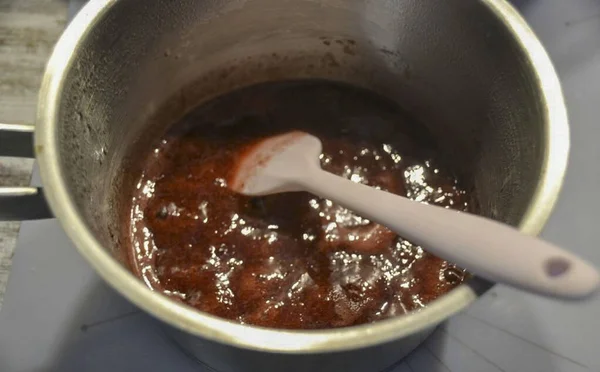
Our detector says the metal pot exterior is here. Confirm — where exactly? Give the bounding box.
[167,325,435,372]
[0,0,567,370]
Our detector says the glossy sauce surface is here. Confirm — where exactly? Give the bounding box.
[124,81,474,329]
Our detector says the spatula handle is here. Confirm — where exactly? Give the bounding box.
[299,169,599,300]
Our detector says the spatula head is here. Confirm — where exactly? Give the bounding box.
[229,131,322,196]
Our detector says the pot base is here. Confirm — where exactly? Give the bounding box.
[165,324,435,372]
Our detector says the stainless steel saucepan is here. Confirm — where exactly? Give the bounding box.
[0,0,569,371]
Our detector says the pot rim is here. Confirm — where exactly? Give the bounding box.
[35,0,569,353]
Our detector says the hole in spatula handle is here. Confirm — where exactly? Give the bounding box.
[545,257,571,277]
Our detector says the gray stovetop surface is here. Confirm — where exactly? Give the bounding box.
[1,1,600,371]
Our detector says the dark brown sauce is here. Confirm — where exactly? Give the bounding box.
[123,81,475,329]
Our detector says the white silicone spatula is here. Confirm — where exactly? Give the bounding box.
[229,131,600,300]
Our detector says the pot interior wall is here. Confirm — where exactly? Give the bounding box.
[55,0,544,264]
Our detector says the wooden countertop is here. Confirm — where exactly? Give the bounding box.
[0,0,67,308]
